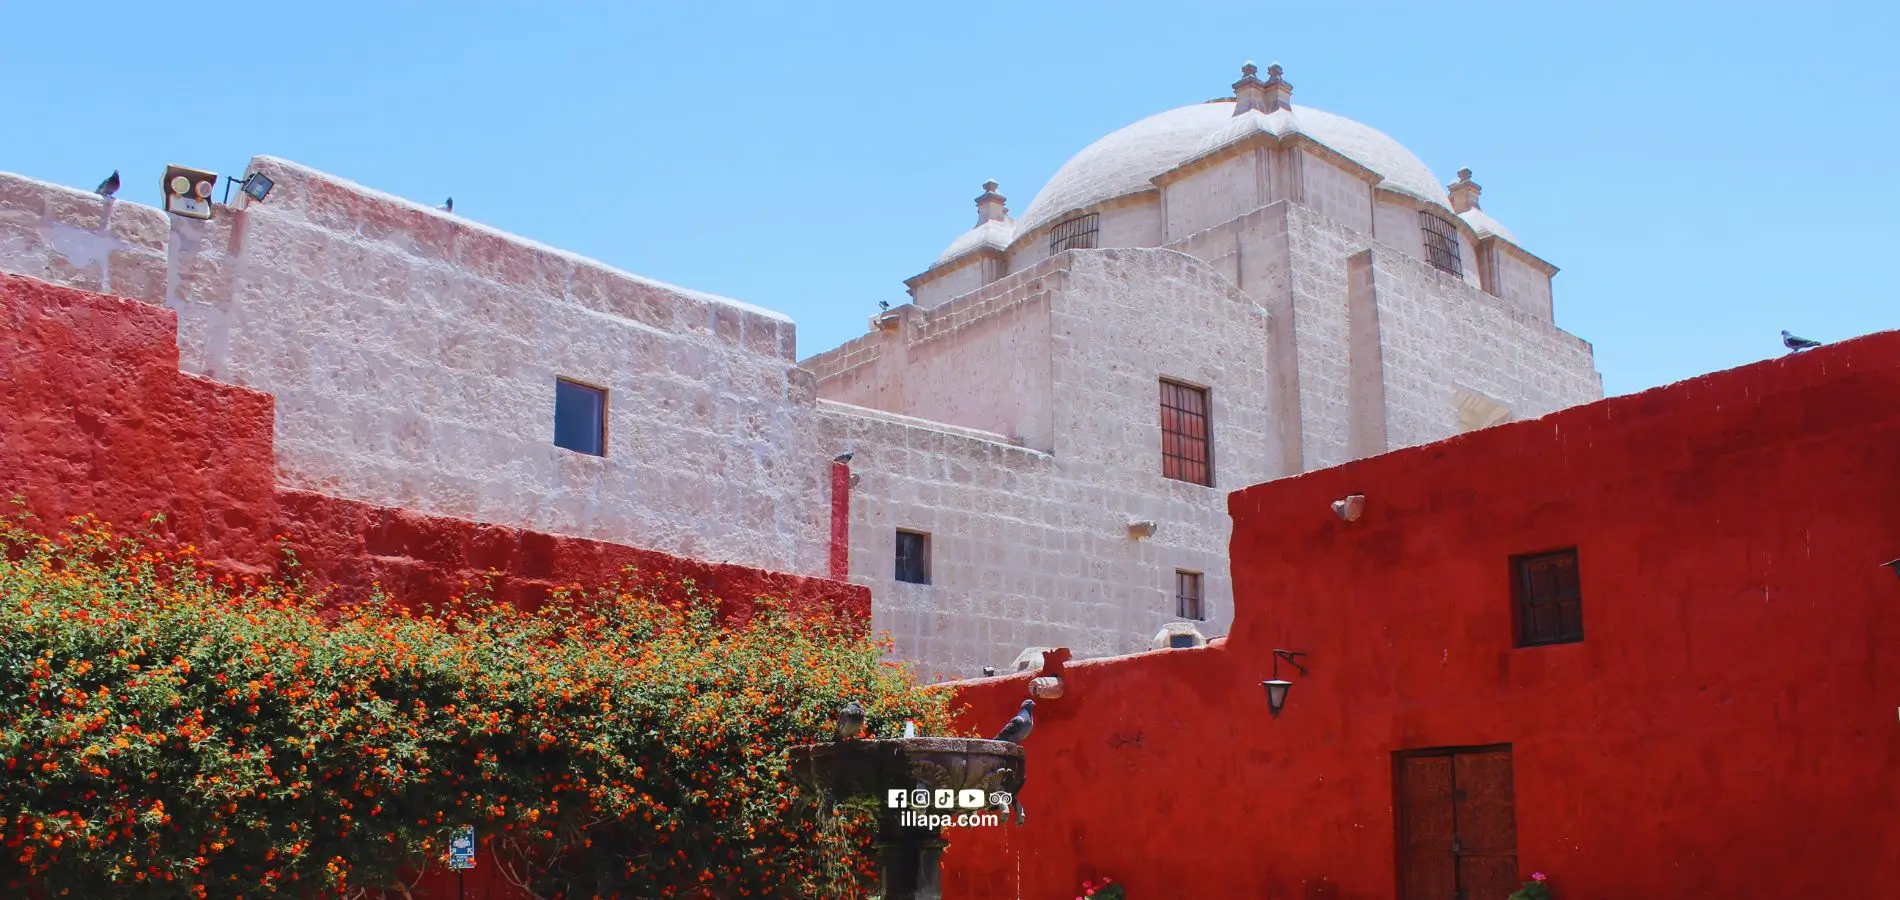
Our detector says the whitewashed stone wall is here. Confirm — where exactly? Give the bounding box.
[1494,245,1557,321]
[908,254,988,309]
[1162,150,1262,239]
[0,160,832,577]
[0,172,171,307]
[1299,151,1375,236]
[819,248,1278,678]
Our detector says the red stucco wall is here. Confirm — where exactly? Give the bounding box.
[0,271,868,624]
[944,332,1900,899]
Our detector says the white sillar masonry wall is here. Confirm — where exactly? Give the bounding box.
[0,160,832,577]
[820,249,1277,678]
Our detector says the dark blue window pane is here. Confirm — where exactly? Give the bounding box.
[554,379,605,456]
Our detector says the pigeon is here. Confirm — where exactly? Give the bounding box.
[993,699,1034,744]
[1782,330,1821,352]
[878,300,891,311]
[439,197,454,212]
[834,700,865,742]
[96,170,120,198]
[833,451,853,463]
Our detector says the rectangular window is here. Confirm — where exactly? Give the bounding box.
[1176,570,1204,621]
[1513,548,1583,646]
[1160,379,1213,486]
[1048,213,1099,253]
[553,378,607,456]
[895,530,931,585]
[1420,210,1463,277]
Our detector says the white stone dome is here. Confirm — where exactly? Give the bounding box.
[1015,98,1451,238]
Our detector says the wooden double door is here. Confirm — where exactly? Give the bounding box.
[1395,745,1520,900]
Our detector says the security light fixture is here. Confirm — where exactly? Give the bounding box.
[1262,649,1308,719]
[222,172,274,205]
[240,172,274,203]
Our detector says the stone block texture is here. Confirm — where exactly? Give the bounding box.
[0,160,830,577]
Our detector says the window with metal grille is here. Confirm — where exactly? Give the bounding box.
[1048,213,1099,253]
[553,378,607,456]
[1176,570,1204,621]
[895,530,931,585]
[1160,379,1213,486]
[1420,211,1463,277]
[1512,549,1582,646]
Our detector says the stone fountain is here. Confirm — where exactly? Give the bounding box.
[788,736,1026,900]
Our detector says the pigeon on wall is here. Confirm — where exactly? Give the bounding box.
[834,700,865,741]
[96,170,120,197]
[833,451,853,463]
[879,300,891,311]
[1782,330,1822,352]
[993,699,1034,744]
[439,197,453,212]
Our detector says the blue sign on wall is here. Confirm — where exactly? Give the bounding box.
[448,825,476,870]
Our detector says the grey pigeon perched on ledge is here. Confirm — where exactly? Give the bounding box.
[1782,330,1821,352]
[994,699,1034,744]
[96,170,119,197]
[834,700,865,741]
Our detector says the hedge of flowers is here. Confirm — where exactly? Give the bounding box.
[0,516,955,898]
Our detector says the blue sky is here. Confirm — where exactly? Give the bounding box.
[4,1,1893,396]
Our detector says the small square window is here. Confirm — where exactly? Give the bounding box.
[895,530,931,585]
[1513,548,1583,646]
[1176,570,1204,621]
[554,378,606,456]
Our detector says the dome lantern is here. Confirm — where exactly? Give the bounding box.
[1233,61,1293,116]
[975,180,1008,226]
[1449,168,1482,214]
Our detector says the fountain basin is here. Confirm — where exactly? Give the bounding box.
[787,737,1026,900]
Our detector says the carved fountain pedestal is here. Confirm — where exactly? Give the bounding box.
[788,737,1025,900]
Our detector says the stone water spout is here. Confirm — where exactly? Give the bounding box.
[788,737,1026,900]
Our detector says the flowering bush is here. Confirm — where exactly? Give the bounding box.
[0,516,955,898]
[1508,871,1551,900]
[1077,875,1124,900]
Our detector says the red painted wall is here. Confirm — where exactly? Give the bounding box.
[0,270,867,622]
[944,332,1900,899]
[831,459,852,580]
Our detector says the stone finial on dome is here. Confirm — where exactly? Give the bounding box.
[1233,60,1293,116]
[975,180,1008,226]
[1449,167,1482,213]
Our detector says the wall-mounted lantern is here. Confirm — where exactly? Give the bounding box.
[1262,649,1309,719]
[161,165,219,220]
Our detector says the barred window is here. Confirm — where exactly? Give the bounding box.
[1049,213,1099,253]
[1160,379,1213,486]
[1420,211,1463,277]
[1176,570,1205,621]
[1513,548,1583,646]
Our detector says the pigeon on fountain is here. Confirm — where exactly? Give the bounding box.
[993,699,1034,744]
[834,700,865,742]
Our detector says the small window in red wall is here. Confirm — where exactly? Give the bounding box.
[1160,379,1213,487]
[1513,548,1583,646]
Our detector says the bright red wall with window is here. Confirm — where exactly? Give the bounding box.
[943,330,1900,898]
